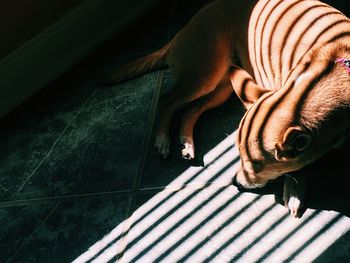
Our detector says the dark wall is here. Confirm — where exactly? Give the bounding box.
[2,0,348,61]
[324,0,350,16]
[0,0,84,60]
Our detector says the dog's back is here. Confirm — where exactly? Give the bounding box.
[244,0,349,89]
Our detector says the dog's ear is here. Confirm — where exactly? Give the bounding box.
[230,66,269,109]
[274,126,312,161]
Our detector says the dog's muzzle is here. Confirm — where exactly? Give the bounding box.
[232,172,246,190]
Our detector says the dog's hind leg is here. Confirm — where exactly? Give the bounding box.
[179,77,233,160]
[154,29,232,159]
[155,77,224,159]
[179,66,267,160]
[155,62,230,159]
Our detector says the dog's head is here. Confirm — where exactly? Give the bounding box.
[234,46,350,189]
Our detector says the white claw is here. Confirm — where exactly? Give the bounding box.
[181,142,195,160]
[283,175,306,218]
[180,137,195,160]
[287,196,302,218]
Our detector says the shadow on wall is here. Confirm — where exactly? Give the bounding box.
[0,0,84,60]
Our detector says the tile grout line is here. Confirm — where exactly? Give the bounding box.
[0,72,163,208]
[129,70,164,213]
[0,189,133,208]
[117,70,164,261]
[10,88,98,200]
[7,202,61,263]
[0,71,164,262]
[0,182,235,208]
[128,71,164,210]
[4,88,97,260]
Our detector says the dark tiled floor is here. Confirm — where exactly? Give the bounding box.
[0,67,157,261]
[1,0,350,262]
[1,195,131,262]
[2,72,159,201]
[0,203,59,261]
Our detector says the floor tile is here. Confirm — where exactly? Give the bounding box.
[314,230,350,263]
[0,77,96,200]
[0,72,160,201]
[6,194,131,263]
[0,203,60,262]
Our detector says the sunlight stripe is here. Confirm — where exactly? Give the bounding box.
[72,221,124,263]
[219,205,288,261]
[236,209,315,263]
[173,147,239,190]
[99,186,236,262]
[261,211,339,262]
[74,131,238,262]
[291,216,350,262]
[170,131,237,187]
[182,195,276,263]
[128,189,252,262]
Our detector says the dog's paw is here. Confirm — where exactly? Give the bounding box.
[283,175,306,218]
[182,142,195,160]
[154,134,171,159]
[180,137,195,160]
[285,195,302,218]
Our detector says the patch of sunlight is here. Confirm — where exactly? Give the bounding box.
[292,216,350,261]
[74,132,238,263]
[260,211,349,263]
[73,130,350,263]
[165,131,239,191]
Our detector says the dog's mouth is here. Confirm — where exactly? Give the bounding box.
[232,170,267,190]
[232,174,249,190]
[232,165,288,192]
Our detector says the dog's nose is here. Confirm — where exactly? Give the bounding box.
[232,173,239,187]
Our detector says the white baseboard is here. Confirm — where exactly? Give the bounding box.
[0,0,162,117]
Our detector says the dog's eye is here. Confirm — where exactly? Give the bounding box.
[244,160,263,174]
[251,160,263,173]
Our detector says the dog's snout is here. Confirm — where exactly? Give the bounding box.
[233,168,265,190]
[232,172,245,190]
[232,173,239,187]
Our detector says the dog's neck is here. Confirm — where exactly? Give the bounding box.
[299,71,350,134]
[298,43,350,135]
[265,42,350,146]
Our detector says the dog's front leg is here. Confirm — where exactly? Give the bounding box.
[283,171,306,218]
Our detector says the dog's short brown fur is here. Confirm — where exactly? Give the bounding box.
[107,0,350,217]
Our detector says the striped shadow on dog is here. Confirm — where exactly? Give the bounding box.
[105,0,350,217]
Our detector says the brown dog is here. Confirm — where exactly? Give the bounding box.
[107,0,350,217]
